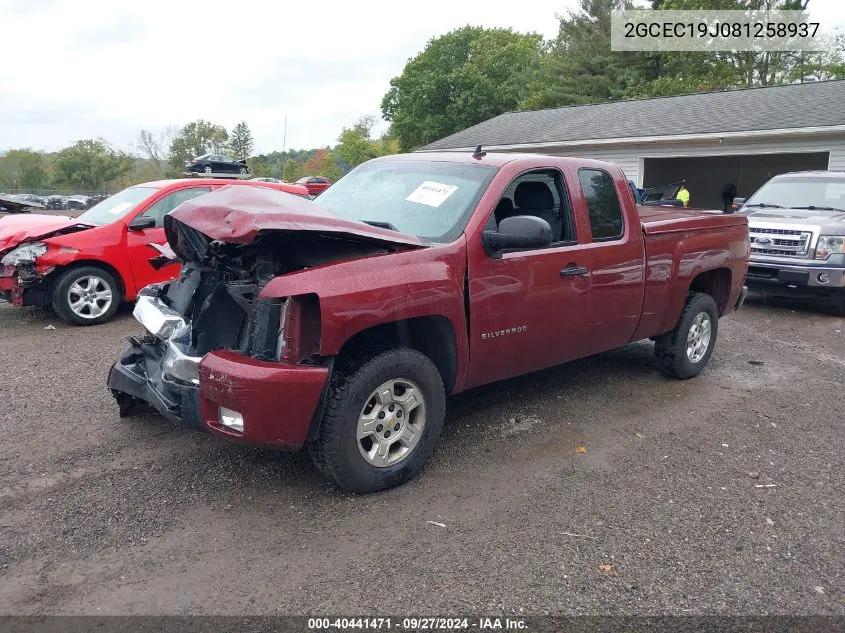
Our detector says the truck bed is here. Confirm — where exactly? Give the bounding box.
[637,204,746,235]
[633,204,749,343]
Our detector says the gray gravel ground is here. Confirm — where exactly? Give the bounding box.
[0,294,842,616]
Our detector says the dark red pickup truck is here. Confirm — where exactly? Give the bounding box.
[108,152,749,492]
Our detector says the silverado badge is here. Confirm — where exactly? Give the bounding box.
[481,326,528,340]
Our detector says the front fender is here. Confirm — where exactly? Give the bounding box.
[260,239,471,390]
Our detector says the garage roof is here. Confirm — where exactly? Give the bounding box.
[418,79,845,151]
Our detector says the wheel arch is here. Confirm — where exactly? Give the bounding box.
[306,316,457,442]
[688,267,732,316]
[47,259,127,299]
[334,316,458,394]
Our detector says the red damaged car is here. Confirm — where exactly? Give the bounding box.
[0,178,308,325]
[108,152,749,493]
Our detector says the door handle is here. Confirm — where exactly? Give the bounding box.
[560,265,589,277]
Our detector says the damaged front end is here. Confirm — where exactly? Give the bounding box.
[107,190,421,446]
[107,232,294,427]
[0,242,52,306]
[0,217,94,306]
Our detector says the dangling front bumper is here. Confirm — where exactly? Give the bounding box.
[108,289,330,449]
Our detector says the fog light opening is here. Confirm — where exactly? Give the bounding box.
[219,407,244,433]
[818,273,830,284]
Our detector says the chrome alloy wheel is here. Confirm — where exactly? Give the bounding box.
[67,275,113,319]
[686,312,712,363]
[357,378,426,467]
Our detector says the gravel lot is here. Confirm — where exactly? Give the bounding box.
[0,295,842,616]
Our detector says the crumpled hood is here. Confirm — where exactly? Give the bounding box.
[743,207,845,234]
[164,185,424,260]
[0,213,93,254]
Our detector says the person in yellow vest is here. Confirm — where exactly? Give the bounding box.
[677,183,690,207]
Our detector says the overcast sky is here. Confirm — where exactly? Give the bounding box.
[2,0,844,155]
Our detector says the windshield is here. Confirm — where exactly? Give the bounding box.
[742,176,845,213]
[76,187,158,226]
[315,159,497,242]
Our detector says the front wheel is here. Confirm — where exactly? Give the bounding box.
[52,266,121,326]
[203,165,213,174]
[654,292,719,379]
[309,348,445,493]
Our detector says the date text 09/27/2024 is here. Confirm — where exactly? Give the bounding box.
[307,617,528,630]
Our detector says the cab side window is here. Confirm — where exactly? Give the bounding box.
[578,168,624,241]
[142,187,211,227]
[489,169,575,245]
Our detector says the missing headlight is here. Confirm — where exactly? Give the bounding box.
[1,242,48,266]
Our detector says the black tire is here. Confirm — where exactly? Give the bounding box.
[654,292,719,379]
[52,266,121,326]
[830,292,845,316]
[203,165,212,174]
[309,348,445,493]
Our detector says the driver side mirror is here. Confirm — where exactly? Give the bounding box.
[483,215,553,258]
[128,215,156,231]
[729,197,746,213]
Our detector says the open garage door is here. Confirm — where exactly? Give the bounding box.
[642,152,830,211]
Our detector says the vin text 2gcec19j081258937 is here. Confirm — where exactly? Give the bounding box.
[107,150,750,493]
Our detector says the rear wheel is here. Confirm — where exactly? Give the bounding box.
[239,166,247,174]
[655,292,719,379]
[52,266,120,326]
[309,348,445,493]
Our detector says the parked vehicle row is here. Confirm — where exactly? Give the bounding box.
[0,193,112,211]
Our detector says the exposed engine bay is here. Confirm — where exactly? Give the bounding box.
[108,216,402,424]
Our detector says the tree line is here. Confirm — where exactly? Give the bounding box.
[2,0,842,193]
[0,116,395,193]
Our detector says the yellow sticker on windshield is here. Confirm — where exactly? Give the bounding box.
[406,181,458,208]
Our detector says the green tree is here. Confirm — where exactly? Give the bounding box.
[248,154,271,177]
[229,121,254,159]
[381,26,544,151]
[0,149,51,190]
[282,158,301,182]
[520,0,657,110]
[131,160,167,185]
[52,139,134,192]
[301,149,329,176]
[336,119,377,167]
[168,120,229,173]
[319,151,343,182]
[640,0,845,94]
